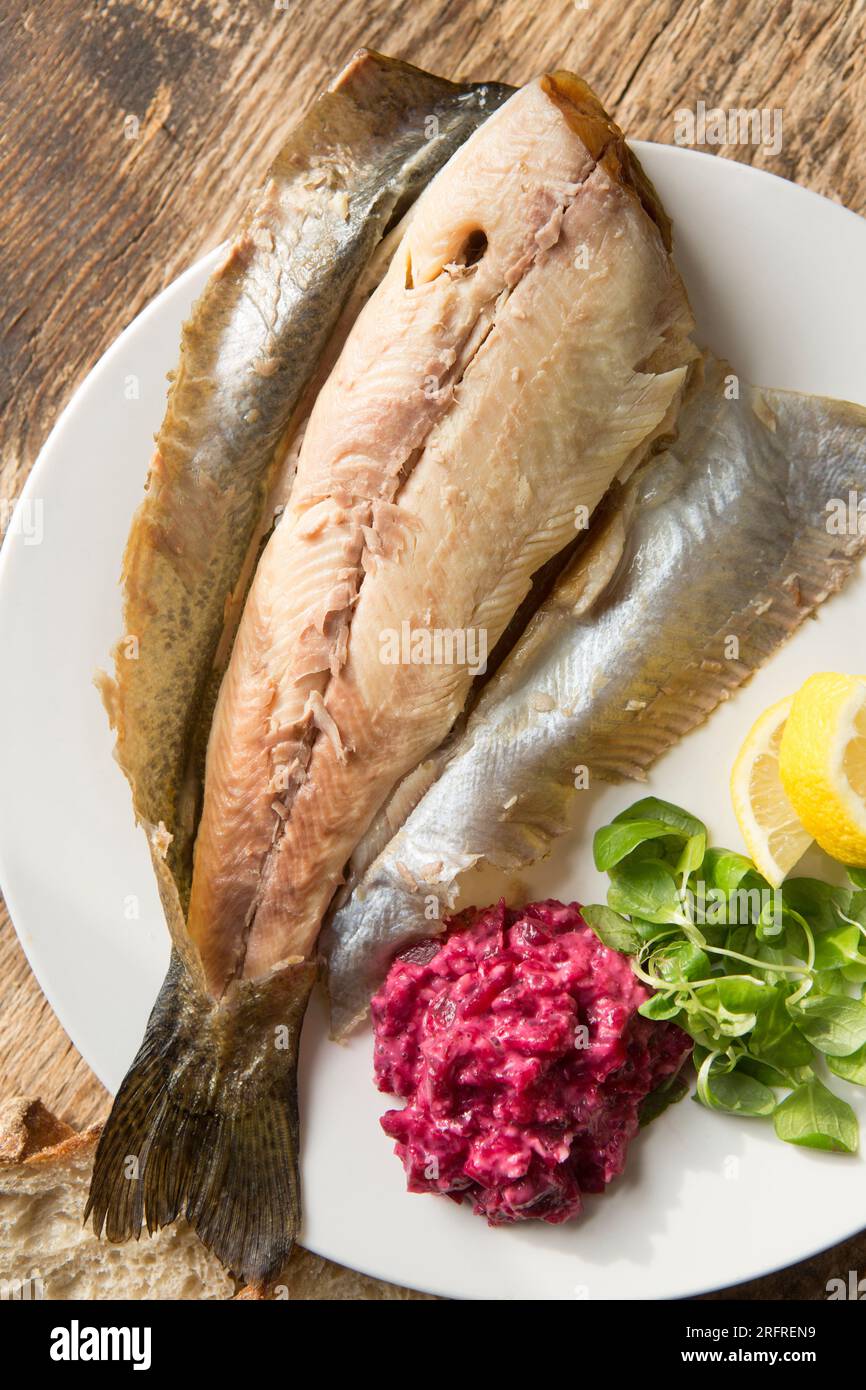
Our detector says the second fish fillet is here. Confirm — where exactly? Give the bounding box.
[324,356,866,1035]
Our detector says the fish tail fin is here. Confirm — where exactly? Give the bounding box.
[84,950,316,1284]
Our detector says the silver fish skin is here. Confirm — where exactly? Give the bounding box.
[325,355,866,1035]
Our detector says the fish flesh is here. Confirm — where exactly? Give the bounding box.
[96,50,511,925]
[185,70,695,991]
[88,69,696,1281]
[325,355,866,1035]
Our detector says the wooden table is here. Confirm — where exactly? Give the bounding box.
[2,0,865,1299]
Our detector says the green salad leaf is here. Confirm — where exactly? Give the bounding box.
[751,988,813,1072]
[813,924,866,971]
[613,797,706,841]
[773,1079,858,1153]
[639,1071,690,1127]
[593,820,675,872]
[579,904,644,955]
[607,858,690,925]
[701,847,754,894]
[788,995,866,1056]
[638,992,682,1022]
[828,1042,866,1087]
[695,1053,776,1116]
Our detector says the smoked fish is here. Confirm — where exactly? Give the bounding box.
[89,69,695,1281]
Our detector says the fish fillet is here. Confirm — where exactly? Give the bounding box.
[188,71,696,995]
[324,355,866,1035]
[88,68,695,1282]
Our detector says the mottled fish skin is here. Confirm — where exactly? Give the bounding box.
[98,50,512,944]
[325,355,866,1035]
[187,72,696,997]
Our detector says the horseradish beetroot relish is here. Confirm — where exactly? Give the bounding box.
[372,899,692,1224]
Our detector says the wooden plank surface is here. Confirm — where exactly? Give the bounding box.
[1,0,865,1299]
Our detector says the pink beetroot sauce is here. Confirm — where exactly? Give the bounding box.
[372,899,692,1225]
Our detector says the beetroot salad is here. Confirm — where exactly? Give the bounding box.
[372,899,692,1224]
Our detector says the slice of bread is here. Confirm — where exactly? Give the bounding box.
[0,1097,234,1299]
[0,1097,430,1300]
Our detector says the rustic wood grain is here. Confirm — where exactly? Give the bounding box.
[1,0,865,1300]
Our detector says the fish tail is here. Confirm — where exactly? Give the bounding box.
[85,950,316,1284]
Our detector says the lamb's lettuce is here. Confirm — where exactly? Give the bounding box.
[585,796,866,1153]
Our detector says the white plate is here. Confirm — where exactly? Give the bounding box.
[1,144,866,1302]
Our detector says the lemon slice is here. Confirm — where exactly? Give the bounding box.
[730,695,812,886]
[779,673,866,867]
